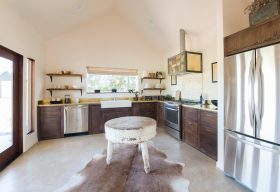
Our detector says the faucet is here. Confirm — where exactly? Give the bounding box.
[112,88,117,101]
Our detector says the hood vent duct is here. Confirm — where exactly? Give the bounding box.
[167,29,203,75]
[180,29,186,52]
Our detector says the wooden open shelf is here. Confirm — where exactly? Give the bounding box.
[141,77,165,83]
[46,73,83,82]
[141,88,165,94]
[46,88,83,96]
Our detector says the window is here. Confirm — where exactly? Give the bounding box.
[86,67,138,93]
[25,58,35,134]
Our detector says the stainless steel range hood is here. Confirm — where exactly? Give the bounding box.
[168,29,203,75]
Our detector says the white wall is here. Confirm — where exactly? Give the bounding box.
[164,28,218,100]
[223,0,250,37]
[0,0,45,152]
[45,11,164,99]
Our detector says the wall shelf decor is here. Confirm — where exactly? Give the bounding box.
[141,76,165,94]
[141,77,165,83]
[141,88,165,94]
[46,73,83,82]
[46,88,83,96]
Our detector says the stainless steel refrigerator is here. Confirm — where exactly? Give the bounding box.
[224,43,280,192]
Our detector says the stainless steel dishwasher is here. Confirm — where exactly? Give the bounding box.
[64,105,88,134]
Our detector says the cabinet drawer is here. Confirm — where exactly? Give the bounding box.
[182,107,198,122]
[40,107,62,117]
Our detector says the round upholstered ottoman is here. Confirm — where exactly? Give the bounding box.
[105,116,157,173]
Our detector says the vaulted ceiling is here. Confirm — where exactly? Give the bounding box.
[7,0,217,51]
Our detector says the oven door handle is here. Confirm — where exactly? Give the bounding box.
[165,107,178,111]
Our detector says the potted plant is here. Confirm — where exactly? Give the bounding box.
[244,0,280,25]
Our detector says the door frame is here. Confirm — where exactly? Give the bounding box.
[0,45,23,170]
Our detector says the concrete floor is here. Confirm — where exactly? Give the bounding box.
[0,129,249,192]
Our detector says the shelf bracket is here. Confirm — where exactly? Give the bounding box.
[80,89,83,96]
[49,90,53,96]
[49,75,53,82]
[80,76,83,83]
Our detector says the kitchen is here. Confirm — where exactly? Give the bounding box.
[0,0,279,191]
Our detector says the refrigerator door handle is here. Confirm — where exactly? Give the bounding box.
[255,53,264,132]
[226,131,280,154]
[248,56,255,129]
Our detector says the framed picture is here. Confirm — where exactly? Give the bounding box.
[171,75,177,85]
[212,62,218,83]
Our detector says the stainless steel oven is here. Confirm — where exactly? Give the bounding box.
[164,101,182,140]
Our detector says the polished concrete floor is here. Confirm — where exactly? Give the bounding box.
[0,128,249,192]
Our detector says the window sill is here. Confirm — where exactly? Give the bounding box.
[86,91,138,94]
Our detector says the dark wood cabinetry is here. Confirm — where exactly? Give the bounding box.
[88,104,102,134]
[101,108,132,132]
[132,103,141,116]
[224,16,280,56]
[39,101,156,140]
[199,111,217,160]
[37,106,64,140]
[182,107,199,148]
[157,102,165,127]
[182,106,217,160]
[140,102,156,119]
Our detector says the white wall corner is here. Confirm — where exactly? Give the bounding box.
[216,0,225,170]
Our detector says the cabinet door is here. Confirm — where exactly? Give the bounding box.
[157,102,165,127]
[101,108,132,131]
[199,111,217,160]
[183,120,198,148]
[182,107,198,148]
[183,107,198,122]
[140,102,156,119]
[132,103,141,116]
[88,105,102,134]
[38,106,64,140]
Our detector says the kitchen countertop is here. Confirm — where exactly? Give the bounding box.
[37,100,218,112]
[182,104,218,113]
[37,100,161,107]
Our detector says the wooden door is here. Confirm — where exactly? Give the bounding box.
[0,45,23,170]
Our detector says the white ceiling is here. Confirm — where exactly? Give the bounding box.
[7,0,217,51]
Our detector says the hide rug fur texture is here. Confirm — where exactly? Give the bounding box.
[56,142,190,192]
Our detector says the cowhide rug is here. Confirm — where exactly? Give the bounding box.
[56,143,190,192]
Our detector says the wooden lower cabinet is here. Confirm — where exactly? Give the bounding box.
[132,103,141,116]
[157,102,165,127]
[101,108,132,132]
[199,111,217,160]
[182,107,198,148]
[140,102,156,119]
[88,104,102,134]
[38,106,64,140]
[38,101,158,140]
[182,106,217,160]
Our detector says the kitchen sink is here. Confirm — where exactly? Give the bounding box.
[100,100,132,108]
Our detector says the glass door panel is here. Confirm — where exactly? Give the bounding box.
[0,57,13,153]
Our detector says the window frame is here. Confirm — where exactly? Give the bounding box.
[26,58,35,135]
[86,73,139,94]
